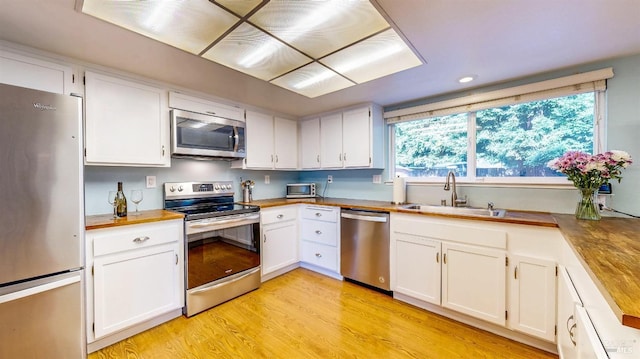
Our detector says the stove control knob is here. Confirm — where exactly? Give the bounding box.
[226,184,232,190]
[214,185,220,190]
[178,185,184,192]
[169,186,176,192]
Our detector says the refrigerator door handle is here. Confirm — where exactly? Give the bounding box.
[0,275,80,304]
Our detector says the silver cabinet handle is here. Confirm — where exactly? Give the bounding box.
[436,252,440,263]
[315,212,322,217]
[277,214,284,219]
[133,236,149,243]
[343,153,347,161]
[339,153,342,161]
[175,253,178,265]
[315,253,322,258]
[271,154,274,163]
[263,234,267,243]
[443,253,447,264]
[514,266,518,279]
[315,230,322,235]
[317,154,320,163]
[275,155,279,163]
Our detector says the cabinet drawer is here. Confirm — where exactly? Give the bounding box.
[169,92,243,121]
[91,221,181,257]
[261,206,297,224]
[301,206,338,222]
[301,220,337,246]
[301,241,338,272]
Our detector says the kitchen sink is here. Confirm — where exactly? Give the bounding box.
[401,204,506,218]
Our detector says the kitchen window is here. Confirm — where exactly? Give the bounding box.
[386,68,612,185]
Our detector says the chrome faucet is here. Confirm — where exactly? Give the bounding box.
[444,171,467,207]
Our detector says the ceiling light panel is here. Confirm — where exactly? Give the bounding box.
[202,22,312,81]
[320,29,423,84]
[82,0,239,55]
[270,62,355,98]
[214,0,263,17]
[249,0,390,59]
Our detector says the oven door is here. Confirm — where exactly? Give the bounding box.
[171,109,246,159]
[184,213,260,316]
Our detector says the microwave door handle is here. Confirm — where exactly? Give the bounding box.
[232,126,239,152]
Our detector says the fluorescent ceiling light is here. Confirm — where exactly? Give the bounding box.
[80,0,424,98]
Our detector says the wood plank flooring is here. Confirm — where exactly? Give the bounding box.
[89,268,558,359]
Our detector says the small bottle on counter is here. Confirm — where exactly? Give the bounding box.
[115,181,128,217]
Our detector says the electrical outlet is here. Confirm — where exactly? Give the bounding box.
[373,175,382,184]
[264,175,270,184]
[146,176,156,188]
[327,175,333,183]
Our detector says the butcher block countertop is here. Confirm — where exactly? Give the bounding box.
[553,214,640,330]
[247,197,640,330]
[85,209,184,230]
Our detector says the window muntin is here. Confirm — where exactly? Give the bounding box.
[392,92,598,183]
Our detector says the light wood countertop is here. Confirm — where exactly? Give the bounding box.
[85,209,184,231]
[553,214,640,330]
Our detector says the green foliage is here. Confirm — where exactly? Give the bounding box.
[394,93,595,177]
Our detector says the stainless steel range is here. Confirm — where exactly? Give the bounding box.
[164,181,260,317]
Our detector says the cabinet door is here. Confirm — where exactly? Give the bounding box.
[274,117,298,169]
[342,107,371,167]
[92,243,180,339]
[300,118,321,169]
[575,306,608,359]
[393,233,441,305]
[84,71,169,166]
[245,110,275,168]
[262,221,298,276]
[320,114,343,168]
[557,266,581,359]
[509,255,557,342]
[0,49,73,94]
[442,242,506,326]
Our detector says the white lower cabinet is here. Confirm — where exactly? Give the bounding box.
[393,232,441,305]
[261,206,298,279]
[509,255,557,341]
[299,206,340,274]
[441,242,506,326]
[85,219,184,351]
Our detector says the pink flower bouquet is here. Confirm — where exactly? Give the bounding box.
[548,150,633,189]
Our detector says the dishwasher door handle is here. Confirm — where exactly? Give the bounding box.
[341,212,388,222]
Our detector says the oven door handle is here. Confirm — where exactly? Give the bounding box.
[189,215,259,228]
[190,267,261,295]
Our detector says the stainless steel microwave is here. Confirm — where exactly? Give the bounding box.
[170,109,246,160]
[286,183,316,198]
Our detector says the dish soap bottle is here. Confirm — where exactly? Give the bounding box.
[115,181,128,217]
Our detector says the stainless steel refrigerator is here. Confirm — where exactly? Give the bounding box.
[0,83,85,358]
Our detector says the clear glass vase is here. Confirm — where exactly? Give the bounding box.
[575,187,601,220]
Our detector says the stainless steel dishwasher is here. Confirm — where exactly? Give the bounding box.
[340,209,390,291]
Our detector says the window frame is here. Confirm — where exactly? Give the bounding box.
[386,70,610,186]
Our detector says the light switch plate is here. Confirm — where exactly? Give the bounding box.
[265,175,270,184]
[146,176,156,188]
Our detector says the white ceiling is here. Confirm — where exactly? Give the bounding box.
[1,0,639,118]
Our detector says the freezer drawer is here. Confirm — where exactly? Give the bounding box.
[0,271,85,358]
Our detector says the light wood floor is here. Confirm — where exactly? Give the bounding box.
[89,268,558,359]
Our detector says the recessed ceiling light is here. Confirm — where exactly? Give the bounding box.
[458,75,476,83]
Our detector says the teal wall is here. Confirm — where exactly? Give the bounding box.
[85,53,640,217]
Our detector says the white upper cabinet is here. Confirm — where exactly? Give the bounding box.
[320,113,344,168]
[299,118,321,169]
[242,110,298,169]
[0,47,74,94]
[84,71,170,167]
[302,104,384,170]
[168,91,244,121]
[274,117,298,169]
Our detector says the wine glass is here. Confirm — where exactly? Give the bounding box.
[130,189,143,215]
[107,191,117,218]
